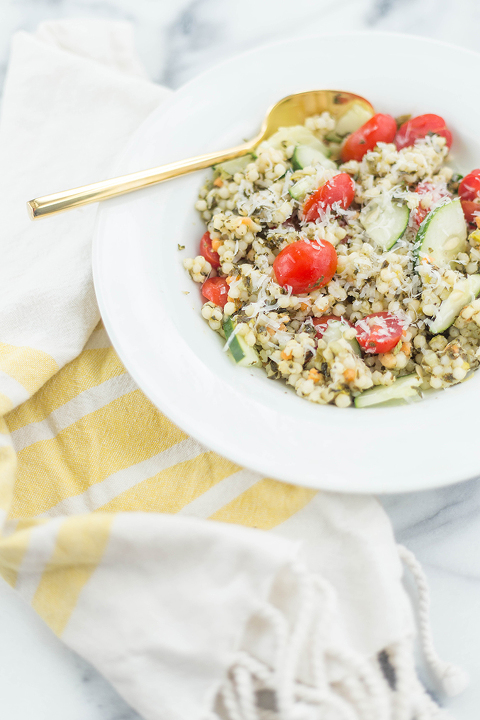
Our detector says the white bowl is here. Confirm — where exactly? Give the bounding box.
[93,32,480,493]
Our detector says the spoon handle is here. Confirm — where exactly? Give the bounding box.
[26,140,255,220]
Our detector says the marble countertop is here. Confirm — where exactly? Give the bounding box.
[1,1,480,718]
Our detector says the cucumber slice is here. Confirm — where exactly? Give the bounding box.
[289,177,316,201]
[322,320,362,356]
[354,374,421,408]
[213,155,252,179]
[324,131,343,143]
[335,103,374,137]
[223,317,260,367]
[256,125,331,158]
[429,274,480,334]
[415,198,467,267]
[291,145,337,171]
[360,195,410,251]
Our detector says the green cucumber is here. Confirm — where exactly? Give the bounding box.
[324,131,343,143]
[322,320,362,356]
[213,155,252,179]
[223,317,260,367]
[415,198,467,267]
[429,274,480,334]
[256,125,331,158]
[335,102,374,137]
[289,176,316,201]
[291,145,337,171]
[354,374,421,408]
[360,195,410,251]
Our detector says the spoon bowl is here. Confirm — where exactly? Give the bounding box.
[27,89,373,219]
[259,90,373,139]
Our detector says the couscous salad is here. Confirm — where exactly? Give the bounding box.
[184,103,480,408]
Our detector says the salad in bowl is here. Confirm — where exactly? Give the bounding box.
[184,105,480,408]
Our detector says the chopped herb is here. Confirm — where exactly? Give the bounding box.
[177,244,185,251]
[395,114,411,129]
[447,173,464,194]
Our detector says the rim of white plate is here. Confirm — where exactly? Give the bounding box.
[93,31,480,494]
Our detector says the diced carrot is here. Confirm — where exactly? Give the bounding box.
[213,178,223,187]
[343,368,356,383]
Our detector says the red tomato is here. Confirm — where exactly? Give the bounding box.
[355,312,404,354]
[458,170,480,224]
[273,240,337,294]
[413,180,450,226]
[303,173,355,222]
[201,276,229,307]
[395,114,452,150]
[340,114,397,162]
[199,231,220,269]
[461,199,480,224]
[459,170,480,200]
[312,315,353,338]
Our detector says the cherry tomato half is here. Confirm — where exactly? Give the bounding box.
[273,240,337,295]
[201,276,229,307]
[458,170,480,223]
[340,114,397,162]
[413,180,450,226]
[395,114,452,151]
[303,173,355,222]
[199,231,220,269]
[461,199,480,225]
[355,312,404,354]
[312,315,353,339]
[459,169,480,201]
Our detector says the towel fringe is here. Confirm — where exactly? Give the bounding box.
[397,544,469,698]
[210,554,462,720]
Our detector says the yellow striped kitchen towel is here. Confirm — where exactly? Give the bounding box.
[0,18,457,720]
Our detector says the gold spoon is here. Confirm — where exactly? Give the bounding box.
[27,90,372,220]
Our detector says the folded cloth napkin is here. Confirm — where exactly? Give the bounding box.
[0,19,467,720]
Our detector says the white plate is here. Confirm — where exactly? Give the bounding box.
[93,32,480,494]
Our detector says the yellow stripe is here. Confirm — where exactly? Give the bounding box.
[0,417,10,434]
[210,478,317,529]
[0,526,33,587]
[0,392,13,416]
[32,514,113,635]
[0,444,17,513]
[10,390,187,518]
[0,342,58,395]
[98,452,241,513]
[6,346,125,432]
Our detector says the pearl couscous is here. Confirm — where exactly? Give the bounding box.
[183,104,480,408]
